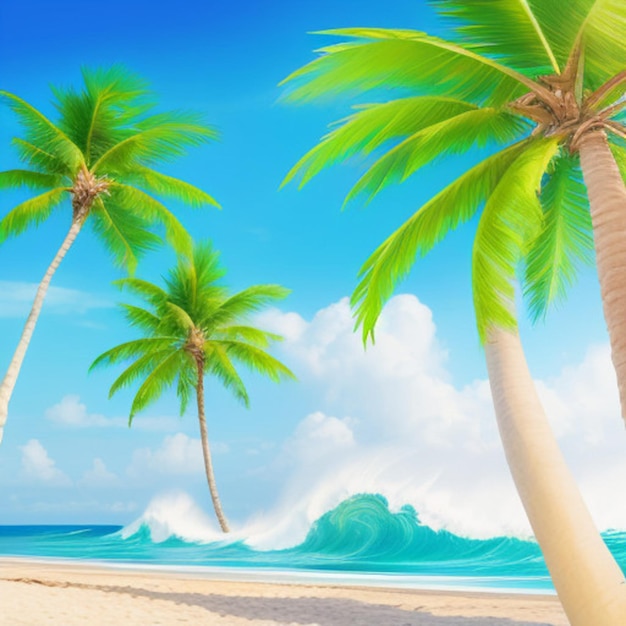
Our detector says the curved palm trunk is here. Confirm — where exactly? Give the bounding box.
[485,327,626,625]
[579,131,626,422]
[0,217,84,445]
[195,359,230,533]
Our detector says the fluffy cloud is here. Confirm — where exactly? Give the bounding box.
[126,433,227,479]
[46,395,112,427]
[80,458,118,487]
[20,439,71,486]
[256,295,626,539]
[0,281,111,318]
[45,395,182,431]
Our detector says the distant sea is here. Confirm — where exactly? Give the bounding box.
[2,493,626,594]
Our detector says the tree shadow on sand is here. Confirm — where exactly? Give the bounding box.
[8,578,559,626]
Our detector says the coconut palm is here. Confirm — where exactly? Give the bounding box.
[280,3,626,623]
[90,242,295,532]
[0,66,220,444]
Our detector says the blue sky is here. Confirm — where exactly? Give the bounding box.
[0,0,623,539]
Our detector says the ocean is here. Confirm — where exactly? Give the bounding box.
[2,493,625,594]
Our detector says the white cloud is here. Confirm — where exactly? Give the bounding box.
[45,395,183,431]
[0,281,112,318]
[80,458,118,487]
[20,439,71,486]
[255,295,626,540]
[126,433,228,479]
[46,395,112,427]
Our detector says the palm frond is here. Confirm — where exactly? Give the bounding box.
[215,340,296,383]
[129,351,187,420]
[114,277,169,305]
[92,112,217,174]
[523,154,594,321]
[107,347,178,399]
[125,166,221,208]
[429,0,559,73]
[120,304,163,333]
[282,96,481,189]
[575,0,626,90]
[90,337,178,370]
[210,285,291,328]
[215,325,283,348]
[0,91,83,173]
[0,188,68,242]
[525,0,597,69]
[0,169,63,190]
[205,344,250,407]
[351,140,531,343]
[280,29,539,107]
[89,197,161,273]
[108,182,192,253]
[472,138,560,342]
[343,107,529,207]
[176,356,196,416]
[12,139,71,175]
[52,66,152,166]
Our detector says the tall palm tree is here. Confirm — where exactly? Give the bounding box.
[281,0,626,419]
[90,242,295,532]
[0,66,220,444]
[280,3,626,623]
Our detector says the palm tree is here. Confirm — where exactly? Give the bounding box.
[281,1,626,418]
[90,242,295,532]
[280,4,626,623]
[0,66,220,444]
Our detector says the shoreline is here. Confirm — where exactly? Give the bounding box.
[0,557,568,625]
[0,555,555,596]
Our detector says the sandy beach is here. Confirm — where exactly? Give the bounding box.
[0,558,568,626]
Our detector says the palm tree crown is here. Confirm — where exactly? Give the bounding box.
[0,65,220,270]
[281,0,625,344]
[91,242,295,418]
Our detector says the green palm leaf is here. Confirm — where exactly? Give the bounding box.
[89,197,162,272]
[90,337,178,370]
[92,112,217,174]
[282,97,481,189]
[523,154,594,321]
[0,188,68,242]
[0,170,63,190]
[127,166,221,208]
[343,107,529,206]
[280,29,542,107]
[0,91,83,173]
[576,0,626,90]
[12,139,71,175]
[472,138,560,341]
[129,350,187,419]
[216,340,296,383]
[430,0,560,72]
[108,182,192,253]
[53,66,151,166]
[205,344,250,407]
[351,140,531,342]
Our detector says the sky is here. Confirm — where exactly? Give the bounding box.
[0,0,624,540]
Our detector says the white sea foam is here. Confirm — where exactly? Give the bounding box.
[121,491,225,543]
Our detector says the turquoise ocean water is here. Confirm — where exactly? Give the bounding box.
[2,494,625,593]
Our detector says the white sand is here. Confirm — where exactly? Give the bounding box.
[0,558,568,625]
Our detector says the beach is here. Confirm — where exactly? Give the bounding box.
[0,558,568,626]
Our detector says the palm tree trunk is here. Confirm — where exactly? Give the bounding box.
[195,358,230,533]
[485,326,626,625]
[0,217,84,445]
[578,130,626,423]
